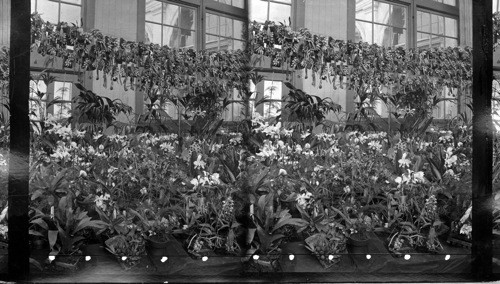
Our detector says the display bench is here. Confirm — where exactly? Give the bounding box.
[20,233,498,283]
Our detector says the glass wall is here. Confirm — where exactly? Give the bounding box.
[355,0,407,48]
[31,0,82,24]
[416,11,458,48]
[145,1,197,49]
[250,0,291,23]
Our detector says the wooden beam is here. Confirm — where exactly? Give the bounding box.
[7,0,31,280]
[471,0,493,280]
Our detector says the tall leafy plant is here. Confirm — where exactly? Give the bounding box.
[281,82,341,130]
[69,83,132,134]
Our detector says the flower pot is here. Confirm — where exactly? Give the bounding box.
[347,233,370,255]
[146,236,189,258]
[347,233,370,247]
[146,237,171,250]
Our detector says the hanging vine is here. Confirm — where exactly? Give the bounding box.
[248,21,473,99]
[3,12,499,104]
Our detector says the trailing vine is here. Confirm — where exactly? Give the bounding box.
[29,13,251,100]
[248,21,472,98]
[3,12,500,109]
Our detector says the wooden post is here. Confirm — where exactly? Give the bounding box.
[8,0,31,280]
[471,0,493,280]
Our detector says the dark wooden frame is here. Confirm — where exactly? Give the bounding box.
[471,0,493,280]
[7,0,31,281]
[3,0,497,282]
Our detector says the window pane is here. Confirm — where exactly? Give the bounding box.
[61,0,81,5]
[233,19,244,40]
[392,5,406,28]
[31,0,36,14]
[37,0,59,23]
[53,82,72,119]
[417,11,431,33]
[60,4,81,24]
[416,32,430,49]
[180,29,196,49]
[356,0,372,21]
[355,21,373,44]
[250,0,269,22]
[373,1,391,25]
[234,40,245,50]
[269,2,291,23]
[445,37,458,47]
[221,16,233,37]
[146,0,162,23]
[445,17,457,37]
[219,38,233,50]
[264,81,282,100]
[164,4,180,27]
[373,24,405,48]
[431,14,444,35]
[163,26,180,48]
[232,0,245,9]
[443,0,455,5]
[179,6,196,30]
[145,22,162,44]
[429,35,445,48]
[206,13,219,35]
[206,35,219,51]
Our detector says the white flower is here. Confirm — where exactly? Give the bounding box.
[460,224,472,237]
[160,142,175,153]
[98,144,104,150]
[281,129,293,137]
[368,140,382,152]
[295,144,302,153]
[140,187,148,195]
[277,140,285,148]
[194,154,206,170]
[413,171,425,183]
[190,178,199,188]
[296,191,313,209]
[79,170,87,178]
[210,173,220,185]
[279,169,287,176]
[300,131,311,139]
[343,186,351,193]
[398,153,411,168]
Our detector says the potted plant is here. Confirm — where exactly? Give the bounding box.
[304,221,348,268]
[104,223,146,270]
[245,194,307,272]
[30,206,106,270]
[133,201,181,250]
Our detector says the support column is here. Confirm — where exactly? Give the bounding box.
[471,0,493,280]
[8,0,31,280]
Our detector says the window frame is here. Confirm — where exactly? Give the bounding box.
[353,0,459,49]
[29,71,79,122]
[31,0,83,25]
[354,0,410,48]
[145,0,199,49]
[141,0,248,50]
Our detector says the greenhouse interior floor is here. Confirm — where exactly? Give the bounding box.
[1,234,500,283]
